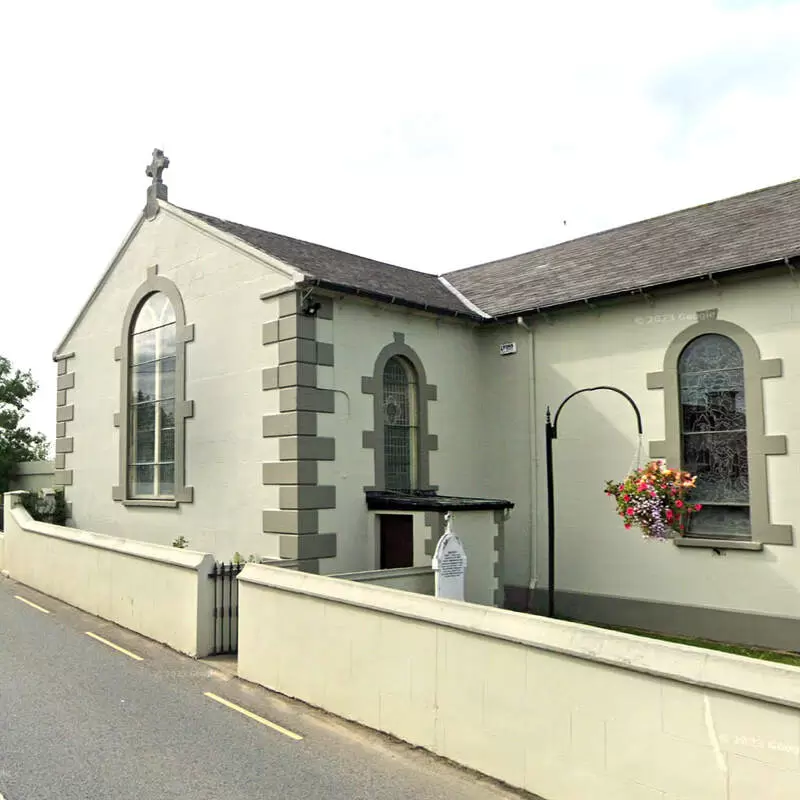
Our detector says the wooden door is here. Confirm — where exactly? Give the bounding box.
[379,514,414,568]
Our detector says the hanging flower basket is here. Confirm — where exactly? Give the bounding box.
[604,460,702,540]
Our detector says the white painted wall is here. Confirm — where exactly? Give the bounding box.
[238,564,800,800]
[59,207,294,559]
[3,492,215,656]
[526,273,800,618]
[317,298,488,573]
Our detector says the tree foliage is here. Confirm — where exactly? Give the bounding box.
[0,355,49,494]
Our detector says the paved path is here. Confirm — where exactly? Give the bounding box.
[0,575,533,800]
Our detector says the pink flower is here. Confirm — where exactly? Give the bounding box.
[666,509,673,521]
[694,504,702,511]
[675,500,684,509]
[624,523,632,529]
[626,507,635,516]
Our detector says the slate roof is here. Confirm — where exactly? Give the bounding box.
[181,208,477,317]
[443,178,800,318]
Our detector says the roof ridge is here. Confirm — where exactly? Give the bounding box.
[437,275,491,318]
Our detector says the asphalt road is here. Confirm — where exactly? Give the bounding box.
[0,575,533,800]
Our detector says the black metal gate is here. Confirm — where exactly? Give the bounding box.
[209,561,245,655]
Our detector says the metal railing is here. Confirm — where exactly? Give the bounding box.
[209,561,246,655]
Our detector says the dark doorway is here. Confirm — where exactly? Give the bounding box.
[379,514,414,568]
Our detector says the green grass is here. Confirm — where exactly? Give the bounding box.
[582,621,800,668]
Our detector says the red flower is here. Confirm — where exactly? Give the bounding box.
[623,494,630,502]
[666,509,673,521]
[624,523,631,529]
[675,500,684,508]
[694,504,702,511]
[626,507,635,516]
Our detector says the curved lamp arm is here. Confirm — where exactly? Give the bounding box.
[548,385,643,438]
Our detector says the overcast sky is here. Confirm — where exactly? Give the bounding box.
[2,0,799,444]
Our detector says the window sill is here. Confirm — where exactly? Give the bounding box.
[122,499,179,508]
[673,537,763,551]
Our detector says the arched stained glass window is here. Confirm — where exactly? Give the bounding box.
[383,356,419,491]
[128,292,178,498]
[678,334,749,537]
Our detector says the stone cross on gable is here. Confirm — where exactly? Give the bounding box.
[146,148,169,185]
[144,148,169,220]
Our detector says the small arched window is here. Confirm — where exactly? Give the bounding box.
[678,334,749,537]
[382,356,419,491]
[128,292,177,498]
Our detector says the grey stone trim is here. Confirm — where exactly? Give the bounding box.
[362,332,438,491]
[279,314,316,341]
[56,390,67,407]
[264,316,316,344]
[53,351,75,363]
[55,437,74,454]
[262,295,337,566]
[647,319,791,545]
[55,454,66,469]
[121,499,180,508]
[278,338,317,365]
[674,537,764,551]
[263,364,317,390]
[262,509,319,534]
[53,470,73,486]
[57,373,75,391]
[279,387,335,413]
[279,532,337,560]
[279,436,335,461]
[527,587,800,653]
[423,511,446,556]
[279,485,336,510]
[56,405,74,422]
[316,342,334,366]
[55,422,67,439]
[262,412,318,438]
[262,320,279,345]
[262,461,318,485]
[279,292,300,317]
[112,268,194,505]
[262,367,279,391]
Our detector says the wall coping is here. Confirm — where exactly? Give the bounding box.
[12,461,55,476]
[331,566,434,580]
[239,564,800,710]
[9,506,211,572]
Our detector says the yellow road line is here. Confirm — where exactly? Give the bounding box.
[203,692,303,741]
[85,631,144,661]
[14,595,50,614]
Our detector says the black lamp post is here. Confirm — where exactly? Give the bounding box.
[545,386,643,619]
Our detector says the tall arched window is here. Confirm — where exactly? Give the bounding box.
[128,292,177,498]
[648,319,790,545]
[678,334,749,537]
[383,356,419,491]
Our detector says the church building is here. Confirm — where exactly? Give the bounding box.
[52,150,800,649]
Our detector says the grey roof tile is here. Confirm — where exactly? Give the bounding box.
[444,179,800,317]
[181,208,476,317]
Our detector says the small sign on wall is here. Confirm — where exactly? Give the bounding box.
[499,342,517,356]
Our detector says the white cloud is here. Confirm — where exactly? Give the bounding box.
[1,0,799,440]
